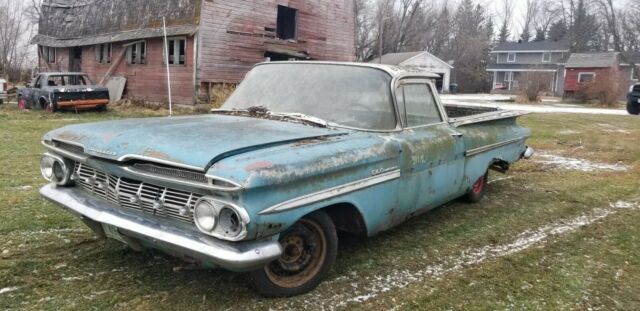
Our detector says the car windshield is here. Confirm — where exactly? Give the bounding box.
[47,75,93,87]
[221,64,397,130]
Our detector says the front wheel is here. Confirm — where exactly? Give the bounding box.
[249,211,337,297]
[464,171,488,203]
[627,101,640,115]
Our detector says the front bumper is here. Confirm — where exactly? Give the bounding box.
[40,184,282,272]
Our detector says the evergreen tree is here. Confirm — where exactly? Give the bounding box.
[534,28,546,41]
[548,20,567,41]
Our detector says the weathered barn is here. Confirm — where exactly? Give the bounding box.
[32,0,356,105]
[563,52,631,97]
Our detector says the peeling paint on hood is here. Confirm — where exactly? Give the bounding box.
[43,114,349,170]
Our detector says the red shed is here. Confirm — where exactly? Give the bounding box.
[32,0,356,106]
[563,52,620,95]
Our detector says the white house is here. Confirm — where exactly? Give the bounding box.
[369,51,454,92]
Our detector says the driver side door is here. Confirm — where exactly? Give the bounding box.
[394,80,465,214]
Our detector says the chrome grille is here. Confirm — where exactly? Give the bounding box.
[74,162,202,224]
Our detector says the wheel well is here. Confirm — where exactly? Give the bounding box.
[320,203,367,236]
[39,97,47,109]
[489,158,510,173]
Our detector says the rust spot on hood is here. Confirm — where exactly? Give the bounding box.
[143,149,185,164]
[246,161,274,171]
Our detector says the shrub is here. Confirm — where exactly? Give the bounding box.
[516,72,553,102]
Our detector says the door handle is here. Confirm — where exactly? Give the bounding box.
[451,132,464,138]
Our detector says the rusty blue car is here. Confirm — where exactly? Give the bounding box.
[39,62,533,297]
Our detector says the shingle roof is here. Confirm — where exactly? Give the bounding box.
[369,52,425,65]
[34,0,201,46]
[492,40,570,52]
[565,52,619,68]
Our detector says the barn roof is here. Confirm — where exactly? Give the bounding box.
[491,40,570,53]
[32,0,201,47]
[566,52,619,68]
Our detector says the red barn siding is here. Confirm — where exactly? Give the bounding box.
[198,0,356,84]
[564,67,611,92]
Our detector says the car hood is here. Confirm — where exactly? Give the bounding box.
[43,114,349,170]
[47,85,108,92]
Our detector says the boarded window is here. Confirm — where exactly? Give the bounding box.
[578,72,596,83]
[127,42,146,65]
[164,37,186,65]
[95,43,112,64]
[42,46,56,64]
[397,83,442,127]
[277,5,297,40]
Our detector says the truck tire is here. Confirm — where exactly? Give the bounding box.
[249,210,338,297]
[628,101,640,115]
[464,171,488,203]
[18,98,26,109]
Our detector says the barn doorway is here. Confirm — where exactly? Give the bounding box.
[434,73,444,93]
[69,47,82,72]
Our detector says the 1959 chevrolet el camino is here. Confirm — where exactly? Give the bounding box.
[39,62,533,297]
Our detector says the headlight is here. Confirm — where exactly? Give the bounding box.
[194,199,217,232]
[40,153,73,186]
[193,197,249,241]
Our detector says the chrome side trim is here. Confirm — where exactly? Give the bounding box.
[124,167,244,192]
[465,136,528,157]
[41,141,88,162]
[40,184,282,272]
[259,169,401,215]
[117,155,205,172]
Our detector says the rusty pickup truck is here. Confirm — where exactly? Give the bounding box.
[39,62,533,297]
[18,72,110,112]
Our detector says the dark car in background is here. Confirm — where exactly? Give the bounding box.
[18,73,110,112]
[627,83,640,115]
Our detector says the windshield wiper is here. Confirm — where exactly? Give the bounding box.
[270,112,332,128]
[212,107,332,128]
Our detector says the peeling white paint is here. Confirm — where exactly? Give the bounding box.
[290,202,638,310]
[534,154,629,172]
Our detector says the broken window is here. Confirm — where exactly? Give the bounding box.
[96,43,112,64]
[164,37,186,65]
[41,46,56,64]
[127,42,146,65]
[277,5,297,40]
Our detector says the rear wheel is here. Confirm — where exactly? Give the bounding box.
[628,101,640,115]
[18,98,26,109]
[464,171,488,203]
[249,211,337,297]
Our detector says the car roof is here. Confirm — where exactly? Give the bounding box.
[255,61,441,79]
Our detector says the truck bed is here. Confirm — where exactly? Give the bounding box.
[444,104,528,127]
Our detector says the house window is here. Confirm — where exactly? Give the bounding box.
[505,72,514,82]
[277,5,297,40]
[578,72,596,83]
[164,37,186,65]
[507,52,516,63]
[542,52,551,63]
[127,42,146,65]
[96,43,112,64]
[42,46,56,64]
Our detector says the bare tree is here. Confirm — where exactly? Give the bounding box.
[0,0,35,81]
[519,0,539,42]
[497,0,515,43]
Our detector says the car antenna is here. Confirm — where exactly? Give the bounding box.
[163,17,173,117]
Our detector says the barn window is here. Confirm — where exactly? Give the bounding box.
[41,46,56,64]
[507,52,516,62]
[277,5,297,40]
[127,42,146,65]
[96,43,112,64]
[164,37,186,65]
[578,72,596,83]
[542,52,551,63]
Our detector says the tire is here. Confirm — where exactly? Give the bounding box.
[249,211,338,297]
[97,105,108,112]
[464,171,488,203]
[18,99,26,110]
[628,101,640,115]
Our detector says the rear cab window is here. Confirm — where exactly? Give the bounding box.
[396,81,443,128]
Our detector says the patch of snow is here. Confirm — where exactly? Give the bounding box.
[534,154,629,172]
[488,176,513,184]
[293,202,634,310]
[0,287,19,295]
[558,129,580,135]
[14,185,33,191]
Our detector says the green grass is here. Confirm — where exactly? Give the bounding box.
[0,105,639,310]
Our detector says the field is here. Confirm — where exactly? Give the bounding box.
[1,105,639,310]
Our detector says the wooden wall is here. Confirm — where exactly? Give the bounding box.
[198,0,356,84]
[564,67,612,92]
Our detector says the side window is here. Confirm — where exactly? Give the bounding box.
[397,83,442,127]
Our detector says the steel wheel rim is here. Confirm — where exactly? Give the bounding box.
[264,218,327,288]
[472,175,484,194]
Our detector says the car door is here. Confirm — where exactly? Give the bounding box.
[394,79,465,213]
[31,75,44,107]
